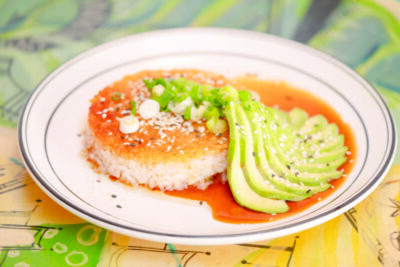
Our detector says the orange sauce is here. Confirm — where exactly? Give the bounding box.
[166,77,356,224]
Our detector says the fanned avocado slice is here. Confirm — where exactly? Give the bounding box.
[260,107,346,186]
[289,108,308,129]
[236,104,306,201]
[225,102,289,214]
[244,103,329,196]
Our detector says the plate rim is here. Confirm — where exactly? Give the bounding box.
[17,27,397,245]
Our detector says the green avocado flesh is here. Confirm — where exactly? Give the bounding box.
[224,101,348,214]
[143,77,348,214]
[226,103,289,213]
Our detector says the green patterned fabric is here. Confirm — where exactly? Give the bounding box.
[1,1,400,266]
[0,223,107,266]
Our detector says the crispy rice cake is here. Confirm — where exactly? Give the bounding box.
[85,69,230,190]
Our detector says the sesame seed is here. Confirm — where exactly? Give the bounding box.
[102,113,107,119]
[204,147,209,151]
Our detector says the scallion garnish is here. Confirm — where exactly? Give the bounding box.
[111,92,122,101]
[131,100,136,116]
[184,106,191,120]
[206,116,227,134]
[141,76,256,134]
[143,79,156,89]
[204,106,219,120]
[239,90,252,102]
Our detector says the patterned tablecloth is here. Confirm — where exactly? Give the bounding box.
[1,0,400,266]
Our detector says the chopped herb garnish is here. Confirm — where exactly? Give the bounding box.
[111,92,122,101]
[131,100,136,116]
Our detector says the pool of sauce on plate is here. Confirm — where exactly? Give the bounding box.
[165,76,357,224]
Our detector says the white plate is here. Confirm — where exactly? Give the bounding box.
[18,28,396,245]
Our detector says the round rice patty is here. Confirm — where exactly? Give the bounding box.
[85,128,227,190]
[86,69,230,190]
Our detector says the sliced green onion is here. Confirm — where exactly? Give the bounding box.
[157,87,176,109]
[143,79,156,89]
[155,78,168,87]
[168,96,193,115]
[203,106,219,120]
[131,100,136,116]
[200,85,213,100]
[184,106,191,120]
[171,78,187,91]
[190,105,207,121]
[111,92,122,101]
[189,85,201,101]
[238,90,252,102]
[206,117,227,134]
[152,84,165,97]
[218,108,225,117]
[183,80,197,92]
[175,92,189,103]
[220,86,239,102]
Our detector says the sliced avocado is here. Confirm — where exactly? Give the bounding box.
[245,104,328,196]
[223,96,348,212]
[225,102,289,213]
[236,103,306,201]
[260,107,345,186]
[319,135,345,153]
[298,115,328,135]
[312,147,348,163]
[263,132,335,186]
[289,108,308,129]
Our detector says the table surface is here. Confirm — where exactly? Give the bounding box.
[1,0,400,266]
